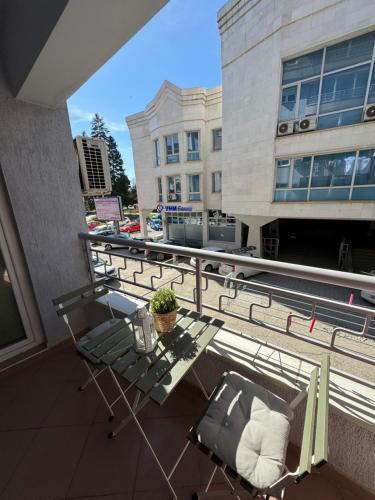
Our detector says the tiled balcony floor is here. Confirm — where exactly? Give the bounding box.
[0,345,374,500]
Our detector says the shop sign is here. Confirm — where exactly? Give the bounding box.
[156,204,193,213]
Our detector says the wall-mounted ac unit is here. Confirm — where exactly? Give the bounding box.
[168,194,177,201]
[74,136,112,196]
[298,116,317,132]
[277,121,294,136]
[363,104,375,121]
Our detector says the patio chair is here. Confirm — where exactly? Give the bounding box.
[187,355,330,499]
[52,278,134,421]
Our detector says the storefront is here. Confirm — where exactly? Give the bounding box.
[166,211,203,247]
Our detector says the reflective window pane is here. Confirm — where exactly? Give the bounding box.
[324,32,375,73]
[351,186,375,200]
[309,188,350,201]
[292,157,311,187]
[311,152,356,187]
[299,79,319,117]
[320,64,370,113]
[274,190,308,202]
[317,108,363,129]
[213,128,222,150]
[282,50,323,85]
[368,67,375,104]
[354,149,375,185]
[276,160,290,188]
[280,86,297,120]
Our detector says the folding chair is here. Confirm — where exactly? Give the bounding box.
[52,278,133,421]
[186,355,330,499]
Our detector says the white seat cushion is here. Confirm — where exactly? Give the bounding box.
[196,371,292,490]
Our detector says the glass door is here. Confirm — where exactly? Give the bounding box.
[0,246,26,348]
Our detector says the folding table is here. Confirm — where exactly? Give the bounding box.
[76,306,224,499]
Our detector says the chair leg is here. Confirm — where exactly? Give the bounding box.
[108,367,178,500]
[83,361,115,420]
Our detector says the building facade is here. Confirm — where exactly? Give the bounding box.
[126,81,242,251]
[218,0,375,267]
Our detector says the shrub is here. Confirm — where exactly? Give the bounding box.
[150,288,178,315]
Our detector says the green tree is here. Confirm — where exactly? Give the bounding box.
[90,113,109,141]
[89,114,132,206]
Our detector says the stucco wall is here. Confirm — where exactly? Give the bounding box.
[0,69,91,346]
[219,0,375,220]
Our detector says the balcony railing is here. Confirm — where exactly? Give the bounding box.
[79,231,375,370]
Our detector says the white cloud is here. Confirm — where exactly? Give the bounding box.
[68,104,127,133]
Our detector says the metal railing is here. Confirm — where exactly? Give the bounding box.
[79,232,375,366]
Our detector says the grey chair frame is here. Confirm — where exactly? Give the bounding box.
[52,278,124,420]
[187,355,330,499]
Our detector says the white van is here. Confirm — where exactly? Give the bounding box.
[219,246,261,280]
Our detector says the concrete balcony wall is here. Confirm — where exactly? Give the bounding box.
[0,68,91,346]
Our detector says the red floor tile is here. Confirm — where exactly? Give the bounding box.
[67,422,142,498]
[1,425,90,500]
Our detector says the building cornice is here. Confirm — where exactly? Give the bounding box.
[218,0,260,35]
[126,81,222,129]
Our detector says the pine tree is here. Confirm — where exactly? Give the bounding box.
[89,113,131,206]
[107,135,124,184]
[90,113,109,141]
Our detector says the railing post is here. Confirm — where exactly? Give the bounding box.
[195,258,202,316]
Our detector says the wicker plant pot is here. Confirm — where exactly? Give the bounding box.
[153,309,177,334]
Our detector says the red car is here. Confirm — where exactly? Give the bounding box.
[87,221,101,231]
[120,221,141,233]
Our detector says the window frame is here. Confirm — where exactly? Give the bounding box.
[157,177,163,202]
[186,131,200,161]
[273,148,375,202]
[278,31,375,131]
[154,138,160,166]
[212,128,222,151]
[167,175,181,202]
[212,171,222,193]
[165,133,180,164]
[187,174,201,201]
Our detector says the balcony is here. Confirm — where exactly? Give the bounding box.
[1,234,375,499]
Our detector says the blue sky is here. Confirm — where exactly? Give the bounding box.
[67,0,225,182]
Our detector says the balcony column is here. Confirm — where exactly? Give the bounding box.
[139,209,149,238]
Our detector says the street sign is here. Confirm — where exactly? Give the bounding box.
[94,196,123,221]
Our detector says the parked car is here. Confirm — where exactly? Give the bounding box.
[128,237,154,255]
[120,221,141,233]
[219,246,261,279]
[87,221,101,231]
[103,233,131,251]
[144,239,183,261]
[92,256,117,279]
[149,218,162,231]
[89,228,116,246]
[190,246,226,272]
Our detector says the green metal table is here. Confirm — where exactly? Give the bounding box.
[76,307,224,499]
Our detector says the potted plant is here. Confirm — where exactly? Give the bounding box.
[150,288,178,334]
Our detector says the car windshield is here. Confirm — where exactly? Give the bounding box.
[92,258,105,267]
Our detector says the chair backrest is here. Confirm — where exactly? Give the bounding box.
[298,354,330,479]
[52,278,109,317]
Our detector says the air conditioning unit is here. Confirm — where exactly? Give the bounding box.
[277,121,294,136]
[74,136,112,196]
[298,116,317,132]
[363,103,375,122]
[168,194,177,201]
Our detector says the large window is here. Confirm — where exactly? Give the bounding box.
[154,138,160,166]
[165,134,179,163]
[157,177,162,202]
[208,210,236,242]
[279,31,375,130]
[188,174,201,201]
[212,171,222,192]
[274,148,375,202]
[187,131,200,161]
[212,128,222,151]
[167,175,181,202]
